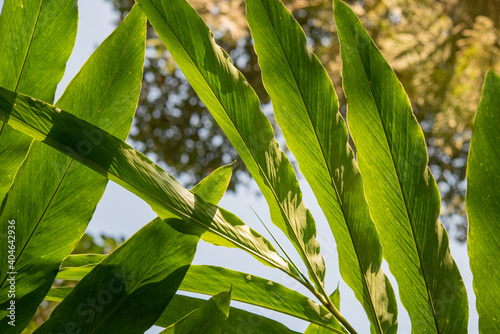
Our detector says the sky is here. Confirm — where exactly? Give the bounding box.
[0,0,478,332]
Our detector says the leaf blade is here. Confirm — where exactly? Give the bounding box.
[0,7,146,330]
[160,290,231,334]
[156,294,300,334]
[35,218,199,333]
[466,69,500,333]
[0,86,295,278]
[178,265,344,332]
[0,0,78,203]
[49,264,344,332]
[334,1,468,332]
[245,0,397,332]
[135,0,326,289]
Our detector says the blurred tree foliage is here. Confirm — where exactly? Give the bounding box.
[107,0,499,242]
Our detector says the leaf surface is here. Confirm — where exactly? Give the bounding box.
[0,7,146,331]
[0,87,294,277]
[305,287,341,334]
[135,0,325,289]
[466,69,500,333]
[160,290,231,334]
[178,265,344,332]
[157,294,300,334]
[0,0,77,202]
[48,264,343,331]
[245,0,397,332]
[35,217,199,333]
[334,1,468,332]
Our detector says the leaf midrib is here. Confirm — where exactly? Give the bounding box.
[254,2,382,332]
[0,0,44,152]
[341,21,439,332]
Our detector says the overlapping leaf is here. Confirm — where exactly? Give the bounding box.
[36,217,199,333]
[157,294,299,334]
[334,1,468,332]
[0,0,77,202]
[305,287,341,334]
[466,69,500,333]
[135,0,325,290]
[0,7,146,331]
[49,264,343,331]
[245,0,397,332]
[160,290,231,334]
[0,87,295,278]
[37,161,232,332]
[178,265,344,332]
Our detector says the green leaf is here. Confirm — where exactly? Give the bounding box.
[334,1,468,333]
[160,290,231,334]
[0,7,146,331]
[157,294,300,334]
[35,218,199,333]
[57,254,106,280]
[45,287,72,303]
[0,0,78,203]
[135,0,325,290]
[0,88,294,278]
[245,0,397,332]
[178,265,344,332]
[466,69,500,333]
[191,164,233,205]
[55,163,233,282]
[61,254,107,268]
[48,264,344,332]
[304,287,341,334]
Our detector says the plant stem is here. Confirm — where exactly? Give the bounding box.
[302,280,358,334]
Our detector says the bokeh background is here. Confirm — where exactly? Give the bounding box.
[5,0,499,332]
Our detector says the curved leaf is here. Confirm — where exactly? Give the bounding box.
[49,264,344,332]
[55,163,233,282]
[191,163,233,205]
[466,69,500,333]
[245,0,397,332]
[178,265,344,332]
[0,0,77,202]
[160,290,231,334]
[61,254,107,269]
[0,87,294,278]
[157,294,300,334]
[305,287,341,334]
[35,217,199,333]
[0,7,146,331]
[135,0,325,290]
[334,1,468,333]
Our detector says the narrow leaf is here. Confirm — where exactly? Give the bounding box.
[135,0,326,289]
[35,218,199,333]
[0,0,78,202]
[466,69,500,333]
[245,0,397,332]
[0,87,294,277]
[157,294,300,334]
[179,265,344,332]
[61,254,107,268]
[160,290,231,334]
[334,1,468,332]
[0,7,146,330]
